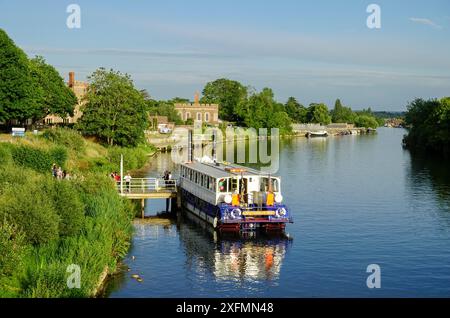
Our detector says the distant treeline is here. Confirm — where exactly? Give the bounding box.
[403,97,450,157]
[373,111,406,119]
[148,78,384,132]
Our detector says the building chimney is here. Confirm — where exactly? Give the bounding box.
[194,91,200,105]
[69,72,75,88]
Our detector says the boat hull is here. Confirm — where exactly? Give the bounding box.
[180,189,291,232]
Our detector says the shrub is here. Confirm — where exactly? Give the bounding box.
[11,145,52,173]
[107,144,153,173]
[0,143,13,166]
[49,146,68,168]
[355,115,379,129]
[52,181,85,237]
[0,219,27,277]
[0,167,60,245]
[42,128,85,153]
[11,144,67,173]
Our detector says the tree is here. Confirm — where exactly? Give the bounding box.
[29,56,78,121]
[0,28,43,124]
[404,97,450,156]
[201,78,248,122]
[285,97,307,123]
[331,99,356,123]
[354,115,379,129]
[241,88,292,133]
[307,103,332,125]
[146,99,183,125]
[77,68,148,147]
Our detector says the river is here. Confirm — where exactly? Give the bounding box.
[105,128,450,297]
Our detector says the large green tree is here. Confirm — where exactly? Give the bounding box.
[331,99,356,123]
[29,56,78,121]
[404,97,450,156]
[77,68,148,147]
[307,103,332,125]
[285,97,308,123]
[241,88,292,133]
[0,28,43,124]
[201,78,248,122]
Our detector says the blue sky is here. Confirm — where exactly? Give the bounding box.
[1,0,449,110]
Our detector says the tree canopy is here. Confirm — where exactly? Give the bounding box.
[403,97,450,156]
[240,88,292,134]
[307,103,332,125]
[285,97,308,123]
[0,28,43,124]
[29,56,77,120]
[77,68,148,147]
[331,99,356,123]
[146,99,184,125]
[201,78,248,122]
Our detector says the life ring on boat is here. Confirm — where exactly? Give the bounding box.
[275,207,287,218]
[230,208,242,219]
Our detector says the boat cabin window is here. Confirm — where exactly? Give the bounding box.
[231,178,239,192]
[218,178,228,193]
[210,178,215,191]
[260,178,279,192]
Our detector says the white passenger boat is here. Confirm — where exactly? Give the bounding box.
[179,159,292,232]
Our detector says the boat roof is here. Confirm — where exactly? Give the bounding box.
[181,161,270,179]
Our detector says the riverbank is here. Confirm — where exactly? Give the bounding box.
[0,128,155,297]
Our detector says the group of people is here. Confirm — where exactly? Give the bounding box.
[110,172,121,183]
[51,164,71,180]
[111,171,132,192]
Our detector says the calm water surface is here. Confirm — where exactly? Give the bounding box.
[106,128,450,297]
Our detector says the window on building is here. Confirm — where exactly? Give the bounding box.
[204,112,210,122]
[186,112,191,120]
[197,113,202,121]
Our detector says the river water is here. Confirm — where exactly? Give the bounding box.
[105,128,450,297]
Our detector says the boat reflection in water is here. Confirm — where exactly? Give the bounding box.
[178,210,293,283]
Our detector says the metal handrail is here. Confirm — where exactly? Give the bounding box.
[117,178,177,194]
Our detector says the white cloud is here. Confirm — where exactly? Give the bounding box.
[409,17,442,29]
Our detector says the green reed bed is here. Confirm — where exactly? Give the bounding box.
[0,129,142,297]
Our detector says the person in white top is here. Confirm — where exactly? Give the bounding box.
[124,173,132,193]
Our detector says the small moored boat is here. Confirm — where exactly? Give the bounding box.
[306,130,328,138]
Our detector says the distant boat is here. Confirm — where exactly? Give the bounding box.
[306,130,328,138]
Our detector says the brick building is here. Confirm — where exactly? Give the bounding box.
[44,72,88,125]
[174,92,219,125]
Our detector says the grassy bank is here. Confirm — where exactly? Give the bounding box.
[0,128,155,297]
